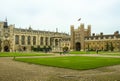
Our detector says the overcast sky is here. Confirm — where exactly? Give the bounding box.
[0,0,120,34]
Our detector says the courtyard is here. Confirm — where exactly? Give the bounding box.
[0,53,120,81]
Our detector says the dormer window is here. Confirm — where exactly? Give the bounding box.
[114,36,116,39]
[109,36,111,39]
[103,37,106,39]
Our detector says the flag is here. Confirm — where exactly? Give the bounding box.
[78,18,81,21]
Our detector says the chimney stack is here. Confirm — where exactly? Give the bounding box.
[92,33,95,36]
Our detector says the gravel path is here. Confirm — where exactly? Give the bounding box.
[0,55,120,81]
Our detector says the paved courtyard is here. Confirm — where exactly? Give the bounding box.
[0,55,120,81]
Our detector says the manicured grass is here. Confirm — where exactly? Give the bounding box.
[15,56,120,70]
[99,51,120,55]
[0,52,53,57]
[69,51,120,55]
[69,51,97,54]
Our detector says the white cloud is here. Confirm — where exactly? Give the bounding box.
[0,0,120,33]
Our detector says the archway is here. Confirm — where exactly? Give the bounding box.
[4,46,9,52]
[23,47,26,51]
[76,42,81,51]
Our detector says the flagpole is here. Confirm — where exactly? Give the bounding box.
[78,18,81,26]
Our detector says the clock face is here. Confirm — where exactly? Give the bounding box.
[5,33,9,38]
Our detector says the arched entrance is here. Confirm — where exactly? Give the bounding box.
[23,47,26,51]
[4,46,10,52]
[76,42,81,51]
[3,40,10,52]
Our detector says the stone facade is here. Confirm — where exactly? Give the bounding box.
[70,23,91,51]
[0,20,70,52]
[0,19,120,52]
[85,31,120,51]
[70,23,120,51]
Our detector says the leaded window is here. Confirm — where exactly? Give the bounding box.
[28,36,31,45]
[50,38,53,45]
[15,35,19,44]
[55,39,58,46]
[45,37,48,45]
[21,35,25,45]
[33,36,36,45]
[40,37,43,45]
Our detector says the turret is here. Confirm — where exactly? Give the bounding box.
[70,25,75,50]
[4,18,8,28]
[87,25,91,36]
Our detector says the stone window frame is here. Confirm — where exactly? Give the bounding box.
[33,36,36,45]
[21,35,25,45]
[27,36,31,45]
[15,35,19,44]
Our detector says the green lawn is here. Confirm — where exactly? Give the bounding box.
[69,51,95,54]
[69,51,120,55]
[69,51,102,54]
[0,52,53,57]
[15,56,120,70]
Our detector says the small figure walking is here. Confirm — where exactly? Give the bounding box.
[60,52,62,55]
[96,49,98,54]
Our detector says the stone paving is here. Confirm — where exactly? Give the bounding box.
[0,55,120,81]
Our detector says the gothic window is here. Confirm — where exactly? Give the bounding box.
[15,35,19,44]
[33,36,36,45]
[45,37,48,45]
[55,39,58,46]
[50,38,53,45]
[21,35,25,45]
[28,36,31,45]
[40,37,43,45]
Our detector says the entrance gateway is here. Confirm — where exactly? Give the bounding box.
[76,42,81,51]
[4,46,10,52]
[3,40,10,52]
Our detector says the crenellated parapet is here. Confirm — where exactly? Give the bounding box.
[70,23,91,51]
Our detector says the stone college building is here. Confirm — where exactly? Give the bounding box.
[71,24,120,51]
[0,20,70,52]
[0,19,120,52]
